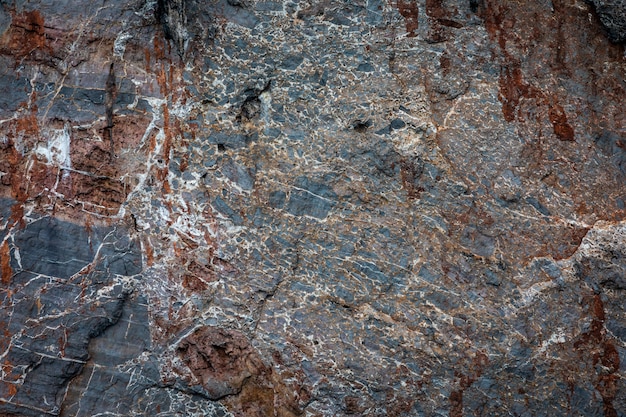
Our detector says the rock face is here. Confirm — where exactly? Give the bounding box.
[586,0,626,43]
[0,0,625,416]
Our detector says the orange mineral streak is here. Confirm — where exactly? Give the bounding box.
[2,360,11,376]
[7,382,18,396]
[2,360,18,396]
[161,103,171,165]
[157,66,168,96]
[0,10,49,60]
[143,237,154,267]
[548,102,575,141]
[14,114,40,137]
[0,241,12,285]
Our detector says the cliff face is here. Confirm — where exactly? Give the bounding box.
[0,1,624,416]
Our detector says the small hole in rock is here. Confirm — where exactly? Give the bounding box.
[352,119,372,133]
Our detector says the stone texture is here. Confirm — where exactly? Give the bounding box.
[0,0,625,416]
[1,201,140,416]
[586,0,626,43]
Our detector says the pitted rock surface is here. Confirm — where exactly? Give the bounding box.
[0,1,625,416]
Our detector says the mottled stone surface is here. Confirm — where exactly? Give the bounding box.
[0,0,625,416]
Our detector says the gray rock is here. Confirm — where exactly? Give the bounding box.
[286,176,337,219]
[221,158,255,190]
[207,131,256,149]
[586,0,626,42]
[268,190,286,208]
[14,217,96,278]
[1,0,626,415]
[0,75,29,117]
[0,4,10,37]
[212,195,244,225]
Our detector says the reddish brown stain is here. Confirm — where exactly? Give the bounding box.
[0,241,12,285]
[0,130,29,207]
[425,0,445,19]
[179,327,305,417]
[57,328,68,357]
[143,238,154,267]
[497,63,575,141]
[0,339,15,399]
[547,226,589,261]
[156,65,169,98]
[153,33,166,61]
[439,54,451,75]
[144,48,151,73]
[181,273,209,291]
[438,18,463,28]
[547,103,575,141]
[385,392,415,417]
[482,2,507,49]
[0,10,50,60]
[400,159,424,199]
[1,111,149,218]
[450,389,463,417]
[343,396,364,414]
[449,351,489,417]
[483,2,577,141]
[423,0,463,41]
[397,0,419,37]
[502,71,575,143]
[498,65,536,122]
[161,101,172,166]
[180,259,219,292]
[573,295,620,417]
[7,381,18,396]
[14,114,39,137]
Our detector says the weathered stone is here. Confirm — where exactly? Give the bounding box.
[13,217,96,278]
[0,212,141,416]
[1,0,625,416]
[212,195,244,225]
[0,74,29,116]
[586,0,626,42]
[208,131,255,150]
[286,176,337,219]
[221,158,255,191]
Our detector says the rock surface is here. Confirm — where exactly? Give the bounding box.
[0,0,625,416]
[586,0,626,43]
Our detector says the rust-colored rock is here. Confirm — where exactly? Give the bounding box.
[178,327,304,417]
[0,1,625,416]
